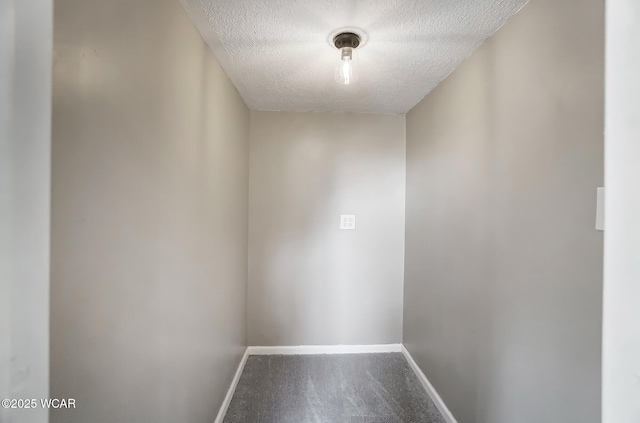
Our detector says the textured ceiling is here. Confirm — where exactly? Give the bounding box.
[180,0,528,114]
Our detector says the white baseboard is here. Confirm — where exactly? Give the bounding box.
[213,347,249,423]
[247,343,402,355]
[401,345,457,423]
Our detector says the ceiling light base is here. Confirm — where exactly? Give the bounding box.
[333,32,361,49]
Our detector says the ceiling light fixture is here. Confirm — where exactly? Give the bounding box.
[333,32,361,85]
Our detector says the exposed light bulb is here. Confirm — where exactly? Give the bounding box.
[339,48,354,85]
[333,32,361,85]
[336,47,358,85]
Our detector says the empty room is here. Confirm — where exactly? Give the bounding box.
[1,0,639,422]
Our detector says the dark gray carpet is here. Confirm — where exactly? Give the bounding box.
[223,352,447,423]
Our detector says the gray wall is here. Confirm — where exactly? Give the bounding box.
[403,0,604,421]
[248,111,405,346]
[50,0,249,421]
[1,2,14,420]
[603,1,640,421]
[1,0,52,422]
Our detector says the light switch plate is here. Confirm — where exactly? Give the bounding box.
[596,187,604,231]
[340,215,356,230]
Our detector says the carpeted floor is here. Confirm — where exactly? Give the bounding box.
[223,352,447,423]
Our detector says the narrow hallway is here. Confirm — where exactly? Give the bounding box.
[4,0,637,422]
